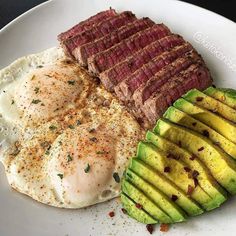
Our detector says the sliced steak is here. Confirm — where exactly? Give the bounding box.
[133,51,202,108]
[63,11,136,57]
[100,34,185,91]
[115,42,193,101]
[88,24,171,75]
[58,9,117,42]
[73,18,155,66]
[143,64,212,123]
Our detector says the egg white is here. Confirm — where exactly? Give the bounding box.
[0,47,144,208]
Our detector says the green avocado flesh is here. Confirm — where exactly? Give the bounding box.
[164,106,236,159]
[154,119,236,195]
[205,87,236,109]
[146,131,227,206]
[120,193,157,224]
[121,88,236,225]
[174,98,236,144]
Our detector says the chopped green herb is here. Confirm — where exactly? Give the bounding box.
[96,151,108,155]
[68,125,75,129]
[58,141,63,146]
[45,150,50,155]
[84,163,90,173]
[49,125,57,131]
[11,100,15,105]
[57,174,63,179]
[31,99,41,104]
[31,75,36,80]
[113,172,120,183]
[90,137,98,142]
[37,65,43,68]
[67,154,73,162]
[34,87,40,94]
[68,80,76,85]
[77,120,82,125]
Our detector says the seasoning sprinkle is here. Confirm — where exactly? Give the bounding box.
[96,151,108,155]
[171,194,178,202]
[108,211,115,217]
[202,130,209,138]
[196,96,204,102]
[146,224,154,234]
[190,155,196,161]
[121,208,127,214]
[198,147,204,152]
[90,137,98,142]
[160,223,169,232]
[135,203,143,209]
[34,87,40,94]
[68,124,75,129]
[77,120,82,125]
[11,100,15,105]
[187,185,194,195]
[192,170,199,178]
[184,167,191,172]
[113,172,120,183]
[84,163,90,173]
[164,166,171,173]
[57,174,63,179]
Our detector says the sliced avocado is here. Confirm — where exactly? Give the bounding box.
[183,89,236,123]
[125,168,187,222]
[121,193,157,224]
[154,119,236,195]
[164,106,236,159]
[129,158,203,216]
[174,98,236,144]
[205,87,236,109]
[137,141,217,211]
[146,131,227,206]
[122,180,173,223]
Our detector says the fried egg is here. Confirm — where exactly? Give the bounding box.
[0,47,144,208]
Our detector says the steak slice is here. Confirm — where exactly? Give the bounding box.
[143,64,212,123]
[133,51,201,108]
[63,11,136,57]
[58,9,117,42]
[88,24,171,75]
[100,34,185,91]
[73,18,155,66]
[115,42,193,101]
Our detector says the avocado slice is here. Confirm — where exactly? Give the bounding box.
[183,89,236,123]
[155,119,236,195]
[125,168,187,222]
[122,180,173,223]
[121,193,157,224]
[174,98,236,144]
[137,141,218,210]
[129,158,203,216]
[146,131,227,206]
[205,87,236,109]
[164,106,236,159]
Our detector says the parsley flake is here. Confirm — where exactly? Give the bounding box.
[113,172,120,183]
[68,125,75,129]
[68,80,75,85]
[31,99,41,104]
[67,154,73,162]
[11,100,15,105]
[49,125,57,131]
[57,174,63,179]
[34,87,40,94]
[84,163,90,173]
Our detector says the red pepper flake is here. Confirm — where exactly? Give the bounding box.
[196,96,204,102]
[192,170,199,178]
[164,166,171,173]
[108,211,115,217]
[192,122,197,126]
[198,147,204,152]
[187,185,194,195]
[160,223,169,232]
[202,130,209,138]
[135,203,143,209]
[193,178,199,187]
[189,155,196,161]
[146,224,154,234]
[171,194,178,202]
[184,167,191,172]
[121,208,127,214]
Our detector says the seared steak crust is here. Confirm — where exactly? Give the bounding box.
[88,24,171,75]
[58,9,117,42]
[63,11,136,56]
[73,18,155,66]
[115,42,193,101]
[100,34,185,91]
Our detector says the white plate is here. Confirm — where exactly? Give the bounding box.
[0,0,236,235]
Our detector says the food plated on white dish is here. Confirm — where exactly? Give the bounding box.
[1,0,236,235]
